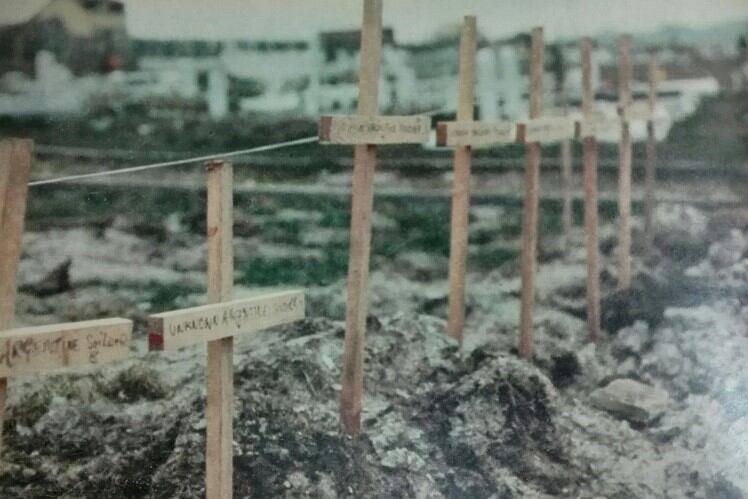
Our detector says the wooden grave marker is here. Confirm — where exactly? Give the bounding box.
[0,319,132,378]
[616,52,658,256]
[147,160,305,499]
[319,114,430,144]
[435,16,517,344]
[436,120,516,148]
[0,139,133,451]
[559,89,574,251]
[0,138,32,451]
[0,318,133,450]
[574,112,623,140]
[515,28,576,359]
[576,38,605,342]
[644,52,658,252]
[617,34,633,290]
[517,116,575,144]
[431,19,470,343]
[317,0,430,435]
[148,290,304,351]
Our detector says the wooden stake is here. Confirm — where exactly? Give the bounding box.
[559,82,573,252]
[644,51,658,253]
[560,138,573,250]
[0,138,32,452]
[580,39,601,341]
[339,0,382,436]
[205,159,234,499]
[519,27,543,360]
[617,35,633,289]
[446,16,477,345]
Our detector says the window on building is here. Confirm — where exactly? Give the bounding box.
[197,71,209,92]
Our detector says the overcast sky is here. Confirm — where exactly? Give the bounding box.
[124,0,748,42]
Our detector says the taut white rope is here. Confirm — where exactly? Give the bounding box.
[28,136,319,187]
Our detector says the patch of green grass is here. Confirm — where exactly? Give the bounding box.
[147,283,201,311]
[239,247,349,287]
[468,229,496,246]
[385,201,451,256]
[470,247,519,271]
[318,207,350,228]
[539,204,563,236]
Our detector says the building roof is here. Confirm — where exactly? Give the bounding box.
[0,0,124,29]
[0,0,50,27]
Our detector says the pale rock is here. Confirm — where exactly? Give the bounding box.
[655,204,707,241]
[615,320,649,356]
[708,229,748,269]
[590,379,669,423]
[164,212,183,235]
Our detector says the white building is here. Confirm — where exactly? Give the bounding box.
[316,28,417,114]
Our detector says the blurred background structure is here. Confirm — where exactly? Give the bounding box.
[0,0,742,124]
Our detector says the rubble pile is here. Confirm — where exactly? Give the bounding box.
[1,203,747,497]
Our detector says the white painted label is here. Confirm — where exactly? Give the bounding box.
[149,290,305,350]
[620,101,653,122]
[578,116,623,139]
[439,121,517,147]
[0,318,132,377]
[524,117,575,143]
[319,115,431,145]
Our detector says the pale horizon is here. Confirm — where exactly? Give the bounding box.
[123,0,748,43]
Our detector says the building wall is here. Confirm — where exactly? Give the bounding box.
[0,0,129,75]
[37,0,124,38]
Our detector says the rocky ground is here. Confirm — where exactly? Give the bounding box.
[1,182,747,498]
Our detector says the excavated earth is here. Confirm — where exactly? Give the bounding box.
[1,196,748,498]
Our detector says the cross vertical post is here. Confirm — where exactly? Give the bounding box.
[617,34,633,289]
[560,135,573,251]
[319,0,430,435]
[518,27,544,360]
[446,16,477,345]
[644,51,658,253]
[559,73,574,252]
[148,159,306,497]
[339,0,382,437]
[579,39,601,341]
[0,138,32,452]
[205,159,234,499]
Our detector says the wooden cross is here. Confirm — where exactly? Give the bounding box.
[0,139,133,452]
[573,38,620,342]
[317,0,430,436]
[147,160,305,499]
[0,138,32,451]
[0,318,132,446]
[435,16,517,344]
[617,34,633,290]
[515,28,576,359]
[643,51,658,253]
[560,104,574,252]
